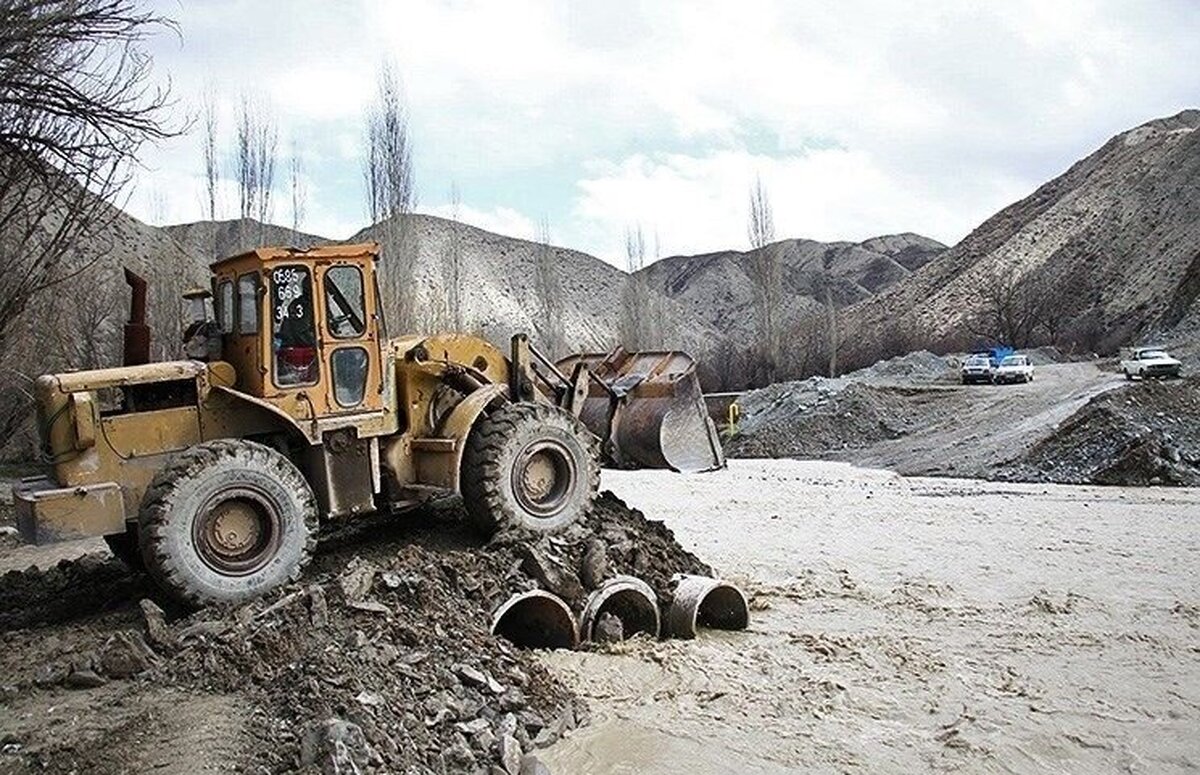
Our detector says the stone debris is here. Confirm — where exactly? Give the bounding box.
[0,491,712,773]
[999,376,1200,486]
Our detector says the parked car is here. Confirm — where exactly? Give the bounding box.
[993,354,1034,384]
[1120,347,1182,380]
[960,353,994,384]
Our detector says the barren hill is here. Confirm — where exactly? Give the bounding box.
[641,233,946,343]
[164,218,328,264]
[845,110,1200,365]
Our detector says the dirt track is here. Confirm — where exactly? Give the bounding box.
[542,461,1200,774]
[731,362,1126,478]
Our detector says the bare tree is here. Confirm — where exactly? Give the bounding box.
[621,223,658,349]
[747,174,775,250]
[200,85,219,221]
[289,139,306,234]
[362,61,418,331]
[235,94,278,237]
[0,0,175,353]
[746,176,782,383]
[533,217,565,357]
[971,266,1051,348]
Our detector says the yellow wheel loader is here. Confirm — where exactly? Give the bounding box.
[14,243,724,606]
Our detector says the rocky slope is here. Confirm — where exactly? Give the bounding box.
[347,214,720,357]
[641,233,946,344]
[845,110,1200,365]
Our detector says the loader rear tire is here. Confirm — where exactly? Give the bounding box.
[137,439,318,608]
[461,402,599,536]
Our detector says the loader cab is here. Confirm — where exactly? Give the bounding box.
[210,243,386,420]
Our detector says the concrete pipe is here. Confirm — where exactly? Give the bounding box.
[667,575,750,639]
[580,575,660,642]
[491,590,579,650]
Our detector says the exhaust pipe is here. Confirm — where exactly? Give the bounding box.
[491,590,578,650]
[123,268,150,366]
[580,576,660,642]
[667,575,749,639]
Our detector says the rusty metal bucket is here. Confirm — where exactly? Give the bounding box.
[555,348,725,473]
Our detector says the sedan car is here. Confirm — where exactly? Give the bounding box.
[1121,348,1182,380]
[960,353,994,384]
[993,354,1034,384]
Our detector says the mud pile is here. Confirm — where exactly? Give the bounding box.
[999,377,1200,486]
[0,492,709,774]
[728,381,923,459]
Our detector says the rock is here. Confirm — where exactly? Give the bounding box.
[33,662,69,687]
[443,736,476,770]
[308,585,329,628]
[519,754,552,775]
[454,718,490,736]
[98,631,158,678]
[496,713,519,738]
[64,668,106,689]
[300,718,376,775]
[593,612,624,643]
[579,539,608,590]
[498,687,526,711]
[139,598,175,651]
[338,559,378,603]
[455,663,489,688]
[472,727,496,754]
[355,690,385,707]
[518,545,584,602]
[499,734,522,775]
[177,620,230,641]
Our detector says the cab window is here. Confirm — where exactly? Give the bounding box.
[331,347,369,407]
[217,280,234,333]
[324,265,366,338]
[271,266,318,386]
[237,273,259,334]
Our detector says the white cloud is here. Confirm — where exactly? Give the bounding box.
[568,147,1025,261]
[126,0,1199,263]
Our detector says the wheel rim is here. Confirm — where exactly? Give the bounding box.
[512,440,577,518]
[193,487,281,576]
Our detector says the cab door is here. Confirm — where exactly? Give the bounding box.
[317,261,383,414]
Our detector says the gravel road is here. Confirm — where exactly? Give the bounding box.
[731,362,1126,478]
[542,460,1200,774]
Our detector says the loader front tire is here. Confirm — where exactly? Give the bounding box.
[138,440,318,608]
[461,402,599,536]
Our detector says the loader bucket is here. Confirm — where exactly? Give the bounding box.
[555,348,725,473]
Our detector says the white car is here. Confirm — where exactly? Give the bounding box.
[1121,348,1182,380]
[960,354,994,384]
[993,354,1034,384]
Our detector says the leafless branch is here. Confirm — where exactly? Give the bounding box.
[0,0,177,352]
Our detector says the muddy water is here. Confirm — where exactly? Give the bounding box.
[541,460,1200,774]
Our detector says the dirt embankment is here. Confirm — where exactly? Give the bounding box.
[0,493,708,774]
[726,356,1131,480]
[999,376,1200,486]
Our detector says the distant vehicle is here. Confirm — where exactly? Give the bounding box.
[960,353,994,384]
[1121,347,1182,380]
[984,346,1014,367]
[993,354,1034,384]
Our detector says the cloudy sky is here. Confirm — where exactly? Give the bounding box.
[133,0,1199,265]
